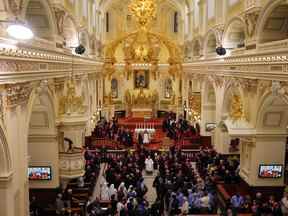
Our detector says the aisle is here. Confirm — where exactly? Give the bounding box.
[143,170,157,205]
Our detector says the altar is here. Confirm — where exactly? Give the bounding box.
[125,88,158,118]
[132,108,153,118]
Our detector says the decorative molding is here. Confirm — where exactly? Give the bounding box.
[4,82,33,107]
[0,171,14,188]
[244,10,260,38]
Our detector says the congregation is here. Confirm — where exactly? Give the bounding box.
[94,117,134,147]
[162,112,200,141]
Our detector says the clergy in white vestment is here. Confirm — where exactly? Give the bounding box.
[109,184,117,200]
[118,182,127,198]
[100,182,110,201]
[143,130,150,144]
[145,156,154,174]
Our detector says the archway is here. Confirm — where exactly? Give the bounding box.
[27,89,59,189]
[192,39,201,57]
[223,18,245,50]
[257,1,288,44]
[0,122,12,179]
[62,15,79,48]
[239,92,288,186]
[79,30,90,55]
[24,0,56,40]
[204,32,217,56]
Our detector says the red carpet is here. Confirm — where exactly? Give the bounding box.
[87,117,209,150]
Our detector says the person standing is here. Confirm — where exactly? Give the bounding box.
[145,156,154,174]
[143,130,150,145]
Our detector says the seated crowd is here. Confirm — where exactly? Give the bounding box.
[152,147,217,215]
[86,149,153,216]
[94,117,134,147]
[196,147,240,184]
[196,147,287,215]
[162,112,200,141]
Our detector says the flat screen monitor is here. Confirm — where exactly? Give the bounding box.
[258,164,283,178]
[28,166,52,180]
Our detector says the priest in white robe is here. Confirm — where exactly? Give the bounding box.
[145,156,154,174]
[143,130,150,144]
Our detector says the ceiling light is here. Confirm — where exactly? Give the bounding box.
[6,24,34,40]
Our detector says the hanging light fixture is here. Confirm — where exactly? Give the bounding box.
[6,24,34,40]
[0,19,34,40]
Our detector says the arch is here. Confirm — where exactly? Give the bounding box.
[0,122,12,179]
[79,29,90,54]
[203,30,217,56]
[62,15,79,48]
[111,78,118,98]
[202,80,217,105]
[256,91,288,131]
[25,86,56,139]
[221,83,246,120]
[223,17,246,50]
[256,0,288,44]
[191,38,202,57]
[22,0,57,40]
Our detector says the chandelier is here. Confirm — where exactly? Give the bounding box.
[128,0,157,30]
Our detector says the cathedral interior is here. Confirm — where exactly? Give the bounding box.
[0,0,288,215]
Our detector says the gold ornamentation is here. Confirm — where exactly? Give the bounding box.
[188,93,201,122]
[124,88,158,108]
[58,79,86,115]
[103,31,182,78]
[5,82,33,107]
[128,0,157,30]
[230,95,244,121]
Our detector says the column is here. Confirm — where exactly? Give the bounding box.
[199,0,207,35]
[215,0,226,24]
[213,86,230,153]
[187,9,194,41]
[240,135,286,187]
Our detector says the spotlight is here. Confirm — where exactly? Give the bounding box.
[216,46,226,56]
[75,44,86,55]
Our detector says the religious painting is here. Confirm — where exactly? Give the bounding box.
[134,70,149,89]
[164,78,173,98]
[111,78,118,98]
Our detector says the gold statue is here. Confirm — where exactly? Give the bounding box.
[59,78,86,115]
[230,95,244,121]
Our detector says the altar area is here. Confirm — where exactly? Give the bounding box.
[125,87,158,118]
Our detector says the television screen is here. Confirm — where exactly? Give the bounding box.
[28,167,52,180]
[258,164,283,178]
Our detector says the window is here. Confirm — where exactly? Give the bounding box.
[82,0,88,18]
[106,12,109,33]
[174,12,178,33]
[194,0,200,28]
[207,0,215,19]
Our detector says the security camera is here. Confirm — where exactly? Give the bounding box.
[75,44,86,55]
[216,46,226,56]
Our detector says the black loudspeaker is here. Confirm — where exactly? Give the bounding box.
[75,44,86,55]
[216,46,226,56]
